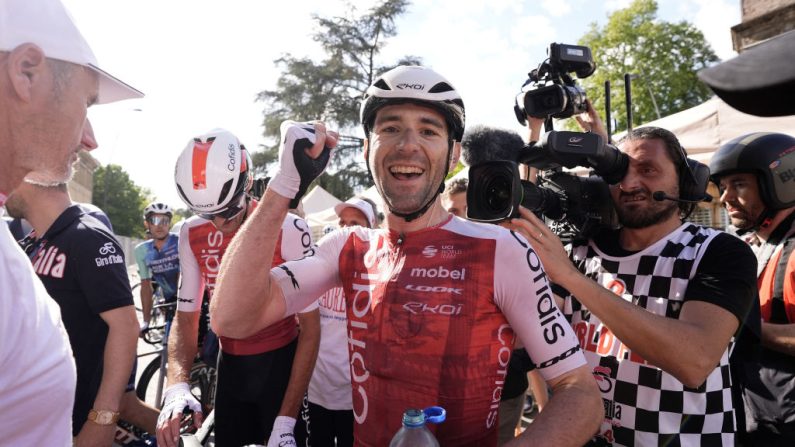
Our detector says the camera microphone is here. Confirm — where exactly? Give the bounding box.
[652,191,712,203]
[461,125,526,167]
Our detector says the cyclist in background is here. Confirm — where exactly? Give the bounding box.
[156,129,319,447]
[134,202,180,333]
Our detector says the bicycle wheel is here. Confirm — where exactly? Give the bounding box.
[137,356,216,413]
[131,282,142,313]
[136,356,163,405]
[189,360,217,414]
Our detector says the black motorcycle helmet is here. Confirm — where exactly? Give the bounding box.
[710,132,795,209]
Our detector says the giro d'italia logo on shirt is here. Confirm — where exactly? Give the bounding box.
[95,242,123,267]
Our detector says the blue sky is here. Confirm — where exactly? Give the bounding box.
[64,0,740,207]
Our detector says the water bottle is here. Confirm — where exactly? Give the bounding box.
[389,406,446,447]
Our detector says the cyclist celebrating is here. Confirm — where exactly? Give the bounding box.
[212,66,602,446]
[134,202,180,333]
[157,129,319,447]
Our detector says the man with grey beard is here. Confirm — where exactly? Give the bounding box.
[508,126,759,446]
[0,0,142,445]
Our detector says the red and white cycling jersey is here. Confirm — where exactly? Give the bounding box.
[179,206,315,355]
[272,215,585,447]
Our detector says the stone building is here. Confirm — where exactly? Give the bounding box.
[67,151,100,204]
[732,0,795,51]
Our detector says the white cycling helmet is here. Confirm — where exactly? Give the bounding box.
[143,202,173,218]
[174,129,253,214]
[360,65,465,141]
[359,66,466,222]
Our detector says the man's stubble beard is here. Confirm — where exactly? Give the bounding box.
[616,199,679,229]
[23,162,74,188]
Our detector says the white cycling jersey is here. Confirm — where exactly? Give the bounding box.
[178,207,317,354]
[271,215,585,447]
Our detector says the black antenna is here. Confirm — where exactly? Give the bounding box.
[604,80,612,142]
[624,73,633,132]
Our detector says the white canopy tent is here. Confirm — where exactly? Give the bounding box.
[615,97,795,164]
[302,185,341,215]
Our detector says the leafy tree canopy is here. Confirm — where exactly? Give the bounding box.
[254,0,420,200]
[565,0,718,132]
[92,164,150,238]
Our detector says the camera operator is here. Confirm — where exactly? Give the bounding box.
[506,120,758,445]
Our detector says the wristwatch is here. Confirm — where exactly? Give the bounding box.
[87,409,120,426]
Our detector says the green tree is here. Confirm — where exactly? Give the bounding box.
[171,207,194,227]
[92,164,149,238]
[570,0,718,132]
[255,0,420,199]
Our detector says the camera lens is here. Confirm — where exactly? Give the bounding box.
[485,175,512,213]
[467,161,522,222]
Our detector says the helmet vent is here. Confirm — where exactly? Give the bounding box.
[428,82,453,93]
[217,179,233,207]
[176,185,193,207]
[374,79,390,90]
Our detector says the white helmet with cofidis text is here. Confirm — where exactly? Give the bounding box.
[174,129,253,215]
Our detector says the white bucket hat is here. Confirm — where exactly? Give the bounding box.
[0,0,143,104]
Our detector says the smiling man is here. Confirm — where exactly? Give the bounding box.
[211,65,603,447]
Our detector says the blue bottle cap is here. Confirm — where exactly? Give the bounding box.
[423,406,446,424]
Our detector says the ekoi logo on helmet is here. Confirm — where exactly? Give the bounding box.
[396,83,424,90]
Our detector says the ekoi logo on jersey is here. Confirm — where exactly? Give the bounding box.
[32,245,67,278]
[403,302,463,315]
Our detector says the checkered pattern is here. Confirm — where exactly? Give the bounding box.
[562,224,737,446]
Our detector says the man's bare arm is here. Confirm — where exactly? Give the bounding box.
[140,279,154,326]
[761,322,795,356]
[277,309,320,418]
[507,207,740,388]
[93,305,139,410]
[76,305,139,446]
[166,310,200,385]
[211,189,291,338]
[558,272,739,387]
[506,365,603,446]
[213,120,337,338]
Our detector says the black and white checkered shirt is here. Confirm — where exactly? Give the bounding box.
[558,223,745,446]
